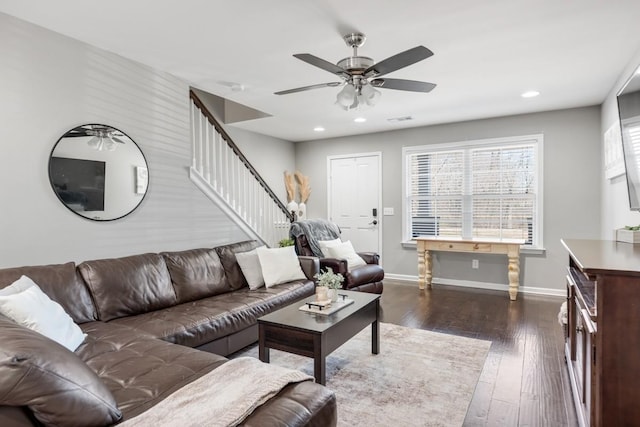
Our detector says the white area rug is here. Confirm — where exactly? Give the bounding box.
[233,322,491,427]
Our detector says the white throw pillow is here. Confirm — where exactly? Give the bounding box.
[0,276,87,351]
[0,274,36,296]
[236,246,266,290]
[327,240,367,270]
[256,246,307,288]
[318,238,342,257]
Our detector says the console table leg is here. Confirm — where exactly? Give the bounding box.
[508,253,520,301]
[418,248,432,290]
[424,250,433,289]
[418,246,425,290]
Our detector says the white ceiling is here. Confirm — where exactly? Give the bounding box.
[2,0,640,142]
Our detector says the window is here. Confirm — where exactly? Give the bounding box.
[403,134,543,248]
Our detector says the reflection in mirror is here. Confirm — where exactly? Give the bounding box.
[617,67,640,211]
[49,124,149,221]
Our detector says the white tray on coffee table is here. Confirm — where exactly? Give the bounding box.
[299,297,354,315]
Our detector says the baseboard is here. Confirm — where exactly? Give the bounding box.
[384,273,565,297]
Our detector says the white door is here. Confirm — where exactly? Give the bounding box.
[328,153,381,257]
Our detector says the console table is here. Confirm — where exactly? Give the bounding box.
[415,237,523,300]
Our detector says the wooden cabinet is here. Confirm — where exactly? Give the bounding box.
[562,239,640,427]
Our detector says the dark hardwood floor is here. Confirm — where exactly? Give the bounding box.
[379,281,578,427]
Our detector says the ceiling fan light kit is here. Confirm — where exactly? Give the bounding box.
[335,77,381,111]
[88,136,117,151]
[275,32,436,111]
[63,124,126,151]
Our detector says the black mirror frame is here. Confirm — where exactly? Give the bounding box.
[48,123,149,221]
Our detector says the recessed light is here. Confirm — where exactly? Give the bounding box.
[313,126,325,132]
[521,90,540,98]
[354,117,367,123]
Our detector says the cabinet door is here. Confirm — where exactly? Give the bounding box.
[578,307,595,426]
[566,277,576,360]
[575,303,596,426]
[568,277,596,427]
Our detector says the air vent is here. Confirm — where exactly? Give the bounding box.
[387,116,413,123]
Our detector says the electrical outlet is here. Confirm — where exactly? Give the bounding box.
[472,259,479,269]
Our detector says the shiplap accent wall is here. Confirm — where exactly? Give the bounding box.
[0,12,250,268]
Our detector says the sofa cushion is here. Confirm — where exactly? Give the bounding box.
[78,321,226,420]
[78,253,177,321]
[215,240,261,290]
[0,262,96,323]
[0,277,86,351]
[161,248,230,303]
[242,380,337,427]
[109,280,314,348]
[0,314,121,427]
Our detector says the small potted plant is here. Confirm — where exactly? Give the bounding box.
[314,267,344,302]
[278,238,295,247]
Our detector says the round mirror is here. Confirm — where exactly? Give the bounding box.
[48,124,149,221]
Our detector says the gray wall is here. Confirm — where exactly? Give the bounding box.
[0,12,294,268]
[600,48,640,237]
[296,106,602,293]
[227,126,295,204]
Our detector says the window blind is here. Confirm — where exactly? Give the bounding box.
[404,135,541,246]
[408,150,463,238]
[471,145,536,243]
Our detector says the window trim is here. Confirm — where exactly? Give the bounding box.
[402,134,544,249]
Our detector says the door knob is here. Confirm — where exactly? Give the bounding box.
[370,220,378,225]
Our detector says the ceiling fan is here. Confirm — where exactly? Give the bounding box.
[64,124,127,151]
[275,32,436,110]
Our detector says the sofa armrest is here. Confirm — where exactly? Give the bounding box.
[357,252,380,265]
[298,256,320,281]
[319,258,348,276]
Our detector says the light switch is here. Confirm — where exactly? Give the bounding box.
[383,207,394,216]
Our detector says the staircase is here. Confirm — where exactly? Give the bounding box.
[189,90,293,247]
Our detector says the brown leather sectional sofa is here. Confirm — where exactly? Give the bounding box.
[0,240,337,427]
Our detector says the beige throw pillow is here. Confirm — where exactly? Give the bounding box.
[256,246,307,288]
[326,240,367,269]
[318,238,342,257]
[236,246,266,290]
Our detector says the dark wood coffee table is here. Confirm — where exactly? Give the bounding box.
[258,290,380,385]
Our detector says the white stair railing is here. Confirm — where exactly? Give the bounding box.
[189,90,293,247]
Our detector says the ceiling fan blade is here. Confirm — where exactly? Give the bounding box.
[63,126,94,137]
[364,46,434,78]
[63,131,90,138]
[293,54,349,77]
[370,78,436,93]
[111,136,127,144]
[275,82,342,95]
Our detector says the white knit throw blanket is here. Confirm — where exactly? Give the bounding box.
[120,357,313,427]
